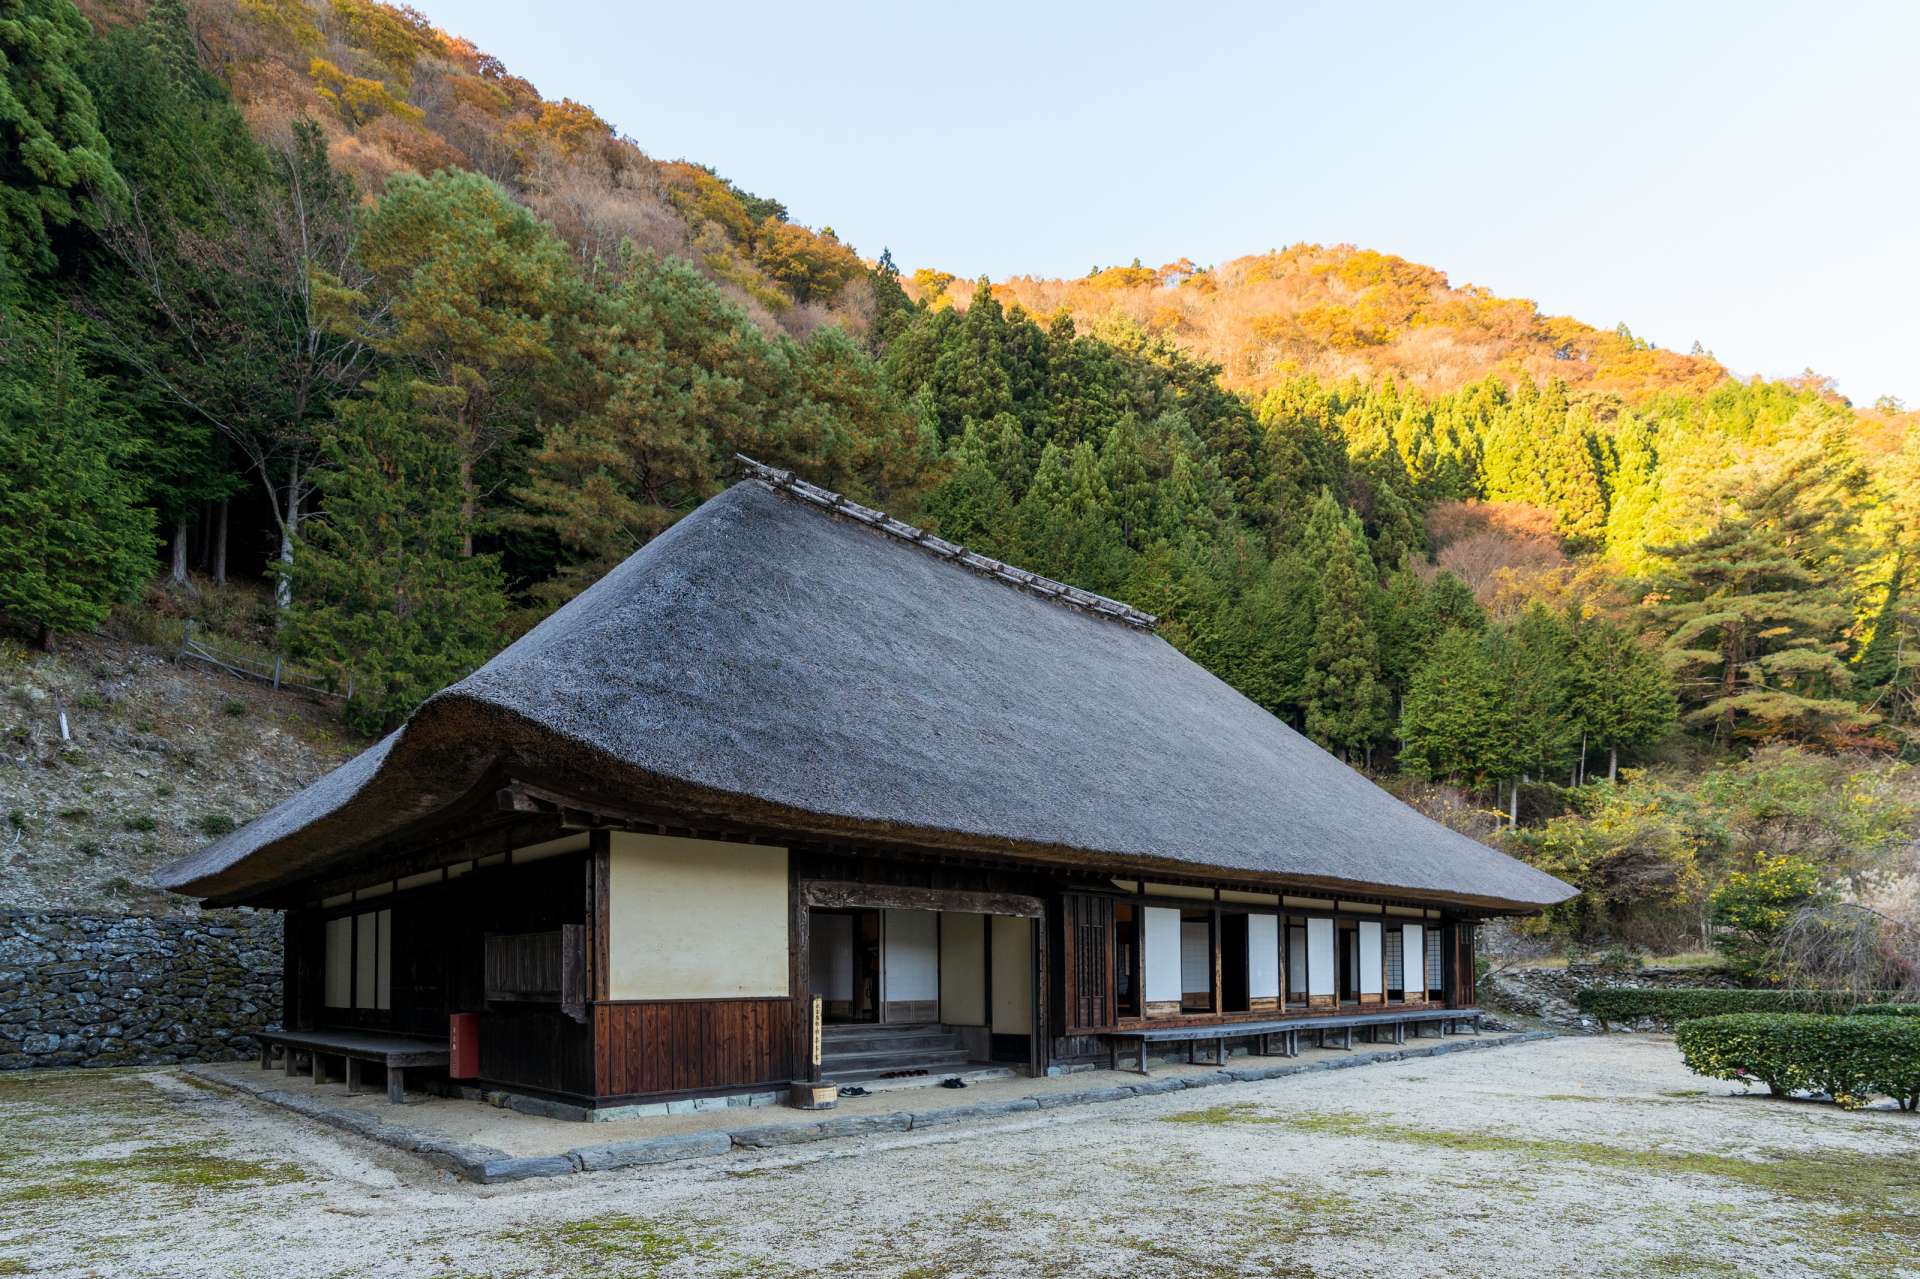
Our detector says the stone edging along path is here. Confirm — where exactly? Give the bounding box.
[184,1031,1554,1185]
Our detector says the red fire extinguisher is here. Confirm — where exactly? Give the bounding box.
[449,1012,479,1079]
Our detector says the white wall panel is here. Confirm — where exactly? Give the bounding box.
[882,910,939,1003]
[354,910,377,1009]
[939,913,986,1025]
[323,916,352,1008]
[1307,918,1335,997]
[989,916,1031,1033]
[1143,907,1182,1003]
[1359,920,1383,995]
[1248,914,1279,999]
[1403,925,1425,997]
[608,832,789,999]
[1180,921,1210,995]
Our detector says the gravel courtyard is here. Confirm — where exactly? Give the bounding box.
[2,1036,1915,1279]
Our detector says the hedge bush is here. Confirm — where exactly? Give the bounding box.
[1675,1013,1920,1110]
[1853,1003,1920,1018]
[1573,987,1854,1023]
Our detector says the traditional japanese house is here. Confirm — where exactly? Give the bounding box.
[159,460,1576,1113]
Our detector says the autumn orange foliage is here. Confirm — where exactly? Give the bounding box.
[926,244,1731,404]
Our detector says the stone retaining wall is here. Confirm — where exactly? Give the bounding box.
[0,909,281,1070]
[1481,962,1742,1030]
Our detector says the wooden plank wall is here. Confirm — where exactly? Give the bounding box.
[1449,922,1478,1007]
[593,998,796,1100]
[1058,893,1116,1035]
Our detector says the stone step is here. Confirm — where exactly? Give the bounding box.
[820,1046,975,1071]
[818,1031,964,1055]
[830,1059,1000,1085]
[820,1022,943,1038]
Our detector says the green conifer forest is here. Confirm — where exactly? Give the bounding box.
[3,0,1916,956]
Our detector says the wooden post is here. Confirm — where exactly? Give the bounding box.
[387,1066,406,1105]
[345,1057,361,1095]
[272,654,283,690]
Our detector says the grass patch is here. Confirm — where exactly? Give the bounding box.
[1167,1103,1920,1272]
[511,1216,713,1271]
[69,1144,307,1191]
[0,1176,117,1206]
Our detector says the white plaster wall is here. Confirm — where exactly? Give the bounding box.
[1359,920,1383,995]
[1307,918,1335,997]
[811,913,853,1000]
[989,915,1031,1034]
[1248,914,1279,999]
[1142,906,1182,1003]
[607,832,789,1000]
[939,912,986,1026]
[883,910,939,1003]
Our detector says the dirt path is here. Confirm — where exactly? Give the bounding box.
[3,1036,1915,1278]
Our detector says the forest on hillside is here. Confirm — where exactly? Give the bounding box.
[2,0,1915,981]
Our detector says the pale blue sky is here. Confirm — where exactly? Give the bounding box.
[421,1,1918,405]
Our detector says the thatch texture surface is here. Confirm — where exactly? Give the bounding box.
[160,480,1575,911]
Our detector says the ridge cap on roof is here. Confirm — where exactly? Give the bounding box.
[734,454,1160,631]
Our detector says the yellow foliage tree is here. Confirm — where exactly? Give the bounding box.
[309,57,424,128]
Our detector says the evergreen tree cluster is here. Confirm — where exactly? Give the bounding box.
[2,0,1915,791]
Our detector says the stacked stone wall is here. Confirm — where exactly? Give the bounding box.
[0,910,280,1069]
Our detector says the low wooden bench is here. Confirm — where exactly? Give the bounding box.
[257,1029,450,1104]
[1104,1008,1483,1074]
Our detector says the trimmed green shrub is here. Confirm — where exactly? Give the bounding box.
[1676,1013,1920,1111]
[1574,987,1855,1023]
[1854,1003,1920,1018]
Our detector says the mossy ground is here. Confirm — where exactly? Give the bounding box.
[1165,1099,1920,1277]
[2,1040,1914,1277]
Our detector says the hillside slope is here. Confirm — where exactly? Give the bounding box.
[0,631,359,916]
[80,0,876,337]
[917,247,1733,402]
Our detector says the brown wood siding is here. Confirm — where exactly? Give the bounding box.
[1449,922,1478,1007]
[593,998,796,1099]
[478,1006,595,1096]
[1059,893,1116,1036]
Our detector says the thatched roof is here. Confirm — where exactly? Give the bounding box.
[159,465,1576,912]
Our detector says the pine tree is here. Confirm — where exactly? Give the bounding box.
[1650,437,1873,742]
[0,315,155,649]
[508,251,776,601]
[357,170,579,554]
[287,378,507,733]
